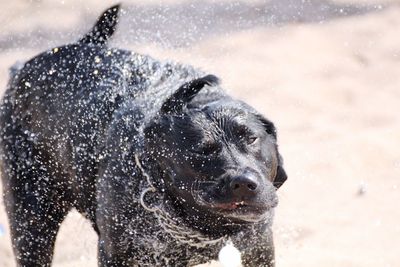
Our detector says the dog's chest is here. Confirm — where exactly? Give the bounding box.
[133,232,221,266]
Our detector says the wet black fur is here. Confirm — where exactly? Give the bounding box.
[0,5,287,267]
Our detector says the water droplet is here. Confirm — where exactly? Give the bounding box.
[357,182,367,196]
[218,241,241,267]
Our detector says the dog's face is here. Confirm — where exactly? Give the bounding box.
[145,75,287,224]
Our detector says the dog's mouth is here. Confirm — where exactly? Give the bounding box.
[213,200,247,210]
[211,200,271,213]
[190,180,274,222]
[211,200,267,211]
[210,200,272,222]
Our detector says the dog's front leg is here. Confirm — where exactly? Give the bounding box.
[95,112,146,267]
[96,169,140,267]
[98,242,135,267]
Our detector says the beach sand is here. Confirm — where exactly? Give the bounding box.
[1,1,399,266]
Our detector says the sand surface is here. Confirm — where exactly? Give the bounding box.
[1,0,399,266]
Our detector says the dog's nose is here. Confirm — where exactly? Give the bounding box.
[229,175,259,197]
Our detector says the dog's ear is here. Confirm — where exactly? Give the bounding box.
[256,114,277,139]
[274,157,287,189]
[161,75,219,114]
[256,114,287,188]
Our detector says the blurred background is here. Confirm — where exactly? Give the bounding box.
[1,0,400,266]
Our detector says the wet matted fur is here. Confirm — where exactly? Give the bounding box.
[0,5,287,267]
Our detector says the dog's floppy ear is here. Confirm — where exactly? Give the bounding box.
[274,157,287,189]
[161,75,219,114]
[256,114,277,139]
[256,114,287,188]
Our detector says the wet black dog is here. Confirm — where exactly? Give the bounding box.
[0,5,287,267]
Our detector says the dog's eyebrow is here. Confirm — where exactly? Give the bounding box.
[208,108,249,130]
[234,124,252,135]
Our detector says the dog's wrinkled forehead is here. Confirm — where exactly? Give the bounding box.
[174,105,269,143]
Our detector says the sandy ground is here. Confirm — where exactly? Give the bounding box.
[1,0,400,266]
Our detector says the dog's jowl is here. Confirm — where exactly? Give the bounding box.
[0,5,287,267]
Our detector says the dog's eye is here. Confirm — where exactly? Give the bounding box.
[236,126,257,145]
[246,136,258,145]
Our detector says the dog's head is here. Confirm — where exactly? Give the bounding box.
[144,75,287,224]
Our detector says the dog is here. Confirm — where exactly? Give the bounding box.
[0,5,287,267]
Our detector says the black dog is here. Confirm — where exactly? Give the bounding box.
[0,5,287,267]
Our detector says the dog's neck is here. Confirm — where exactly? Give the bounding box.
[135,154,230,248]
